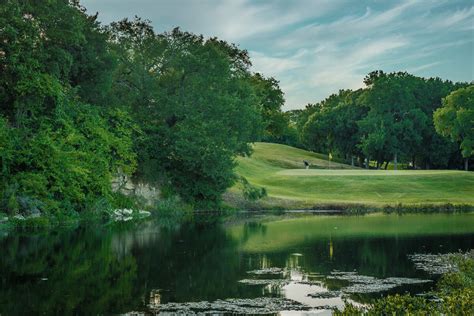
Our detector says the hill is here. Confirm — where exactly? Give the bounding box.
[227,142,474,209]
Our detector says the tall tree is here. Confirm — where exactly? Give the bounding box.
[358,71,429,169]
[302,90,368,165]
[108,20,262,206]
[0,0,136,215]
[249,73,285,141]
[434,85,474,171]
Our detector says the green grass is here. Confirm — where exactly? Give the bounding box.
[230,142,474,208]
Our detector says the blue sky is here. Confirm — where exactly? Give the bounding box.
[81,0,474,110]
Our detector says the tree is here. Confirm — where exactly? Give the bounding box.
[0,1,136,215]
[108,20,262,206]
[249,73,285,141]
[302,90,367,165]
[434,86,474,171]
[358,71,429,169]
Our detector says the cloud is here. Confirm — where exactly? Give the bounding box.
[430,6,474,29]
[248,0,473,109]
[81,0,474,110]
[407,62,441,73]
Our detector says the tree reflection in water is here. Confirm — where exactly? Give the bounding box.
[0,214,473,314]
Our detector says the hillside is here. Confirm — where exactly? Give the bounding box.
[229,142,474,209]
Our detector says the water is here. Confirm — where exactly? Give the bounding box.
[1,213,473,315]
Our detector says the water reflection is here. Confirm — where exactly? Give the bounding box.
[0,213,473,314]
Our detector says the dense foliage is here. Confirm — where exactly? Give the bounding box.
[106,19,269,206]
[297,71,471,170]
[0,0,136,217]
[0,1,287,214]
[434,85,474,170]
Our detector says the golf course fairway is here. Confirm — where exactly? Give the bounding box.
[232,142,474,208]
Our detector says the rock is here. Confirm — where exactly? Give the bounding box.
[112,209,135,222]
[17,196,42,216]
[113,209,133,216]
[138,210,151,218]
[112,173,161,207]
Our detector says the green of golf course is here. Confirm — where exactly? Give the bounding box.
[230,142,474,209]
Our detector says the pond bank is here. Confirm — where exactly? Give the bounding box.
[223,192,474,214]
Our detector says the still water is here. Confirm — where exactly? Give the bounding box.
[1,213,473,315]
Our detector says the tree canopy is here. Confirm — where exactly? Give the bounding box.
[0,0,135,215]
[299,71,469,170]
[434,85,474,170]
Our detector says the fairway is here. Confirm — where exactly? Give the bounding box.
[233,142,474,207]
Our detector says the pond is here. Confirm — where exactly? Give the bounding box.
[1,213,473,315]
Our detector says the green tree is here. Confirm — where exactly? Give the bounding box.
[108,20,262,206]
[434,85,474,171]
[249,73,286,141]
[0,1,136,215]
[358,71,429,169]
[302,90,368,166]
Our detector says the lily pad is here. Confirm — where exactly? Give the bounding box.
[152,297,310,314]
[246,267,286,275]
[238,279,289,286]
[308,291,341,299]
[408,253,458,275]
[327,271,432,294]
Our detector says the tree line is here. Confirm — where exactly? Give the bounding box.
[282,71,473,171]
[0,0,285,215]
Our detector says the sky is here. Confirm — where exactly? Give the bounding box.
[81,0,474,110]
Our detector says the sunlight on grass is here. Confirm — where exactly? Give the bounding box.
[234,143,474,206]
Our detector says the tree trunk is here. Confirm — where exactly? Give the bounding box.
[394,152,398,171]
[351,156,354,167]
[366,157,369,169]
[384,161,389,170]
[465,158,469,171]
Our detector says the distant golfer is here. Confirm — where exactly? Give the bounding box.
[303,160,310,169]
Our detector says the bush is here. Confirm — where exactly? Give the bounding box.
[0,102,137,217]
[239,177,267,201]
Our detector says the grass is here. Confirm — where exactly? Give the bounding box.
[228,142,474,209]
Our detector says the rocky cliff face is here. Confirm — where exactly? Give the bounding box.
[112,174,161,206]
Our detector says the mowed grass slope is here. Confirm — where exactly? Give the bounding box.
[234,142,474,207]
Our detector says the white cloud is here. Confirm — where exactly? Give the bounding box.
[407,61,441,73]
[82,0,474,110]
